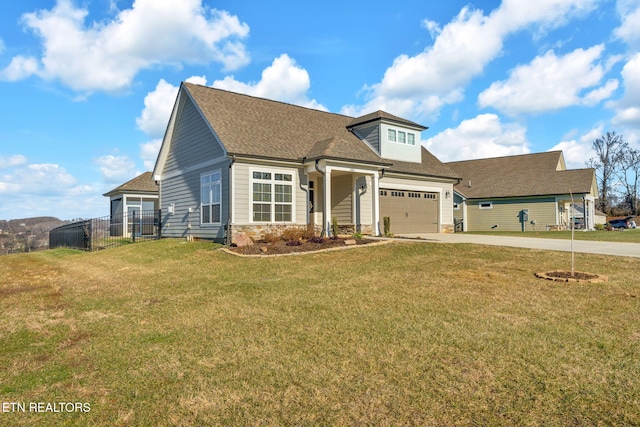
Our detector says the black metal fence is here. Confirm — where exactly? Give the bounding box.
[49,210,161,251]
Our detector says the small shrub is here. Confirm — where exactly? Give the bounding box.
[331,217,339,237]
[383,216,392,237]
[302,224,316,240]
[286,240,302,246]
[262,232,280,243]
[352,231,363,239]
[281,227,304,242]
[594,223,605,231]
[308,236,325,244]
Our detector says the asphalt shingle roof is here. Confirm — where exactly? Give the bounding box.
[103,172,158,197]
[447,151,596,199]
[183,82,459,179]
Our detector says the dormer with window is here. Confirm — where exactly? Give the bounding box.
[347,110,426,164]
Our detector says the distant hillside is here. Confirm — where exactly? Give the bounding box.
[0,216,62,228]
[0,216,67,254]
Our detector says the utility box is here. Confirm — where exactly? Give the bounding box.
[520,209,529,232]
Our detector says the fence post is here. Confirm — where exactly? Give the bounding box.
[132,210,137,243]
[157,209,162,239]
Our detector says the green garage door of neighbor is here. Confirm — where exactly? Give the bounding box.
[379,189,439,234]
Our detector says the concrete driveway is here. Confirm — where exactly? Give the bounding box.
[394,233,640,258]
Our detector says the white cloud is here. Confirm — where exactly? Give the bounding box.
[0,155,28,169]
[0,163,77,196]
[548,125,603,168]
[0,0,249,93]
[478,45,618,115]
[136,80,180,138]
[610,53,640,128]
[212,54,327,110]
[140,139,163,171]
[614,0,640,46]
[341,0,599,119]
[424,113,529,162]
[136,75,207,138]
[94,155,136,183]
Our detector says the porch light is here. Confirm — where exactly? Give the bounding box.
[445,190,451,199]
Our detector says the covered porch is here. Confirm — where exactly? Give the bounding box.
[304,160,383,236]
[556,194,596,230]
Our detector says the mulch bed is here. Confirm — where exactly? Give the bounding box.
[225,237,376,256]
[535,270,608,283]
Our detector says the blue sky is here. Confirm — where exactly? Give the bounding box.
[1,0,639,220]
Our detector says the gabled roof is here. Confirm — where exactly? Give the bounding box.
[179,82,459,179]
[447,151,597,199]
[103,172,158,197]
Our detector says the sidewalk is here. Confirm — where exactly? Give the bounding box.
[393,233,640,258]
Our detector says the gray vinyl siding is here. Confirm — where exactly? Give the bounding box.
[159,95,229,241]
[355,176,371,226]
[331,174,353,224]
[232,161,307,225]
[466,197,557,231]
[164,96,225,174]
[355,125,380,153]
[160,160,230,241]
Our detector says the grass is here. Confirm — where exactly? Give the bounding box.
[465,228,640,242]
[1,239,639,425]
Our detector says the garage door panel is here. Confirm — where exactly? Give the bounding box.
[380,190,438,234]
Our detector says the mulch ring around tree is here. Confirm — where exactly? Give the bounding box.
[535,270,608,283]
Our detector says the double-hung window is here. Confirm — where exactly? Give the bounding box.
[201,171,221,224]
[252,171,293,222]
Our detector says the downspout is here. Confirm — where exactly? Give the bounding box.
[315,159,327,237]
[300,158,310,226]
[227,155,236,245]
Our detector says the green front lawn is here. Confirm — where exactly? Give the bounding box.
[465,228,640,242]
[1,240,639,425]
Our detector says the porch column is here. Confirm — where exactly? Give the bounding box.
[323,166,332,236]
[372,171,380,236]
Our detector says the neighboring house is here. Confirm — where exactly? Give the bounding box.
[594,210,607,225]
[153,82,460,243]
[447,151,598,232]
[103,172,159,237]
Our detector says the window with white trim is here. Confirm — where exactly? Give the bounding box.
[398,131,406,144]
[387,127,416,145]
[252,170,293,222]
[453,202,460,210]
[479,201,493,210]
[201,171,222,224]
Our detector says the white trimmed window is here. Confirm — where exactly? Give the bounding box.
[479,201,493,210]
[201,170,222,224]
[388,127,416,145]
[453,202,460,210]
[252,170,293,222]
[398,131,406,144]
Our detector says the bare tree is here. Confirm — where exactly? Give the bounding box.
[587,131,628,214]
[617,148,640,216]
